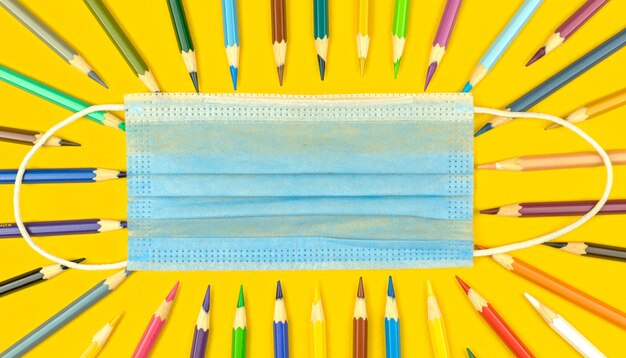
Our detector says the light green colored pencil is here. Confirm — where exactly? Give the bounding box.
[392,0,410,78]
[83,0,160,92]
[231,285,247,358]
[0,64,124,131]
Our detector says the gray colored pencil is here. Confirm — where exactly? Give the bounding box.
[0,0,107,88]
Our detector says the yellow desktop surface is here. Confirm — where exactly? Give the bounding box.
[0,0,625,356]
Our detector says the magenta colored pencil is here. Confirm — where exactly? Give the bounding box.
[132,282,179,358]
[527,0,607,65]
[481,199,626,217]
[424,0,463,90]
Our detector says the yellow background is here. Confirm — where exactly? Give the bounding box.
[0,0,625,356]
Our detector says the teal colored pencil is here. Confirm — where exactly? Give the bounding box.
[231,285,246,358]
[0,270,130,357]
[313,0,328,80]
[221,0,239,90]
[0,64,124,131]
[384,276,400,358]
[462,0,542,92]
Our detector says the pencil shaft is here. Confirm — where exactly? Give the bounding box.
[0,270,43,296]
[555,0,607,39]
[578,88,626,120]
[483,149,626,171]
[271,0,286,44]
[313,0,329,39]
[584,243,626,262]
[0,168,122,184]
[273,321,289,358]
[433,0,462,46]
[167,0,194,52]
[0,126,72,146]
[0,219,126,238]
[384,318,400,358]
[392,0,410,38]
[518,199,626,216]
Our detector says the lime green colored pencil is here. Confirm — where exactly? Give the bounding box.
[0,64,124,131]
[392,0,410,78]
[232,285,247,358]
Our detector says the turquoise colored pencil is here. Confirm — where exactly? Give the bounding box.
[384,276,400,358]
[462,0,542,92]
[0,64,124,131]
[221,0,240,90]
[314,0,329,80]
[232,285,247,358]
[0,270,130,357]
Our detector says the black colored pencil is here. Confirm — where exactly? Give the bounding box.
[0,258,85,297]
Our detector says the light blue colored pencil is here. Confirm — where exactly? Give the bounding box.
[0,270,129,357]
[384,276,400,358]
[462,0,542,92]
[221,0,240,90]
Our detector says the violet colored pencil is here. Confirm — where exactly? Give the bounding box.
[190,285,211,358]
[0,219,127,238]
[527,0,608,66]
[425,0,462,90]
[481,199,626,217]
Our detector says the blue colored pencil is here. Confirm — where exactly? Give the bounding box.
[190,285,211,358]
[384,276,400,358]
[475,27,626,136]
[273,280,289,358]
[0,270,130,357]
[221,0,240,90]
[461,0,542,92]
[0,168,125,184]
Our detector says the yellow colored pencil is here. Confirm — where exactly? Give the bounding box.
[311,282,327,358]
[79,312,123,358]
[427,280,450,358]
[356,0,369,76]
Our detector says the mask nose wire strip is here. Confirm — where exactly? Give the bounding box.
[472,107,613,257]
[13,104,127,271]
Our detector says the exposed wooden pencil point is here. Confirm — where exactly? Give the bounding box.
[455,275,470,293]
[277,65,284,86]
[476,162,496,169]
[166,281,180,301]
[526,47,546,66]
[87,70,109,89]
[189,72,199,93]
[357,277,364,298]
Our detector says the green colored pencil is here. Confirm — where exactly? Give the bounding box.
[231,285,247,358]
[166,0,198,92]
[392,0,410,78]
[313,0,328,80]
[0,64,124,131]
[83,0,160,92]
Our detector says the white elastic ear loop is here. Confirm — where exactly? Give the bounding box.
[13,104,128,271]
[472,107,613,257]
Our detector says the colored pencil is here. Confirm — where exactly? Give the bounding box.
[221,0,240,90]
[481,199,626,217]
[488,252,626,329]
[475,27,626,136]
[274,281,289,358]
[391,0,410,78]
[353,277,367,358]
[0,168,126,184]
[0,0,107,88]
[356,0,369,76]
[384,276,400,358]
[83,0,160,92]
[462,0,542,92]
[167,0,198,92]
[425,0,462,90]
[544,241,626,263]
[0,64,124,130]
[271,0,287,85]
[0,258,85,298]
[527,0,608,66]
[311,282,327,358]
[0,270,129,357]
[466,348,476,358]
[80,312,123,358]
[455,276,534,358]
[132,282,180,358]
[0,219,127,239]
[191,285,211,358]
[524,293,606,358]
[314,0,329,80]
[477,149,626,171]
[0,125,79,147]
[547,88,626,129]
[232,285,247,358]
[427,280,450,358]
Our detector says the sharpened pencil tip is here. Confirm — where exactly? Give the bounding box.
[424,63,438,90]
[523,292,540,308]
[166,281,180,301]
[455,275,470,293]
[526,47,546,67]
[393,61,400,79]
[117,171,127,178]
[387,276,395,298]
[474,244,488,250]
[480,207,499,215]
[545,122,560,130]
[276,280,283,299]
[88,70,108,89]
[543,242,567,249]
[357,277,364,298]
[277,65,284,86]
[476,163,496,169]
[61,257,86,270]
[461,82,473,93]
[190,72,199,93]
[120,221,128,229]
[229,66,238,91]
[59,139,81,147]
[359,58,366,77]
[466,348,476,358]
[203,285,211,312]
[474,123,493,137]
[110,312,124,327]
[317,56,326,81]
[237,285,245,307]
[426,279,433,296]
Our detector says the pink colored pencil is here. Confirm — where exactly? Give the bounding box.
[425,0,463,90]
[527,0,607,65]
[132,282,180,358]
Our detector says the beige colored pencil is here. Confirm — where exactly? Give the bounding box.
[547,88,626,129]
[80,312,123,358]
[477,149,626,171]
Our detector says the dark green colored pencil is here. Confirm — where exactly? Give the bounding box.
[167,0,198,92]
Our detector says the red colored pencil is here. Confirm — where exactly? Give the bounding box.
[132,282,179,358]
[455,276,534,358]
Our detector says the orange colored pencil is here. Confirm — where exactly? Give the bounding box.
[132,282,179,358]
[488,252,626,329]
[477,149,626,171]
[547,88,626,129]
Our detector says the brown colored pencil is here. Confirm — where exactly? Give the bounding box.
[271,0,286,85]
[544,242,626,263]
[353,277,367,358]
[481,199,626,217]
[477,149,626,171]
[547,88,626,129]
[0,126,79,147]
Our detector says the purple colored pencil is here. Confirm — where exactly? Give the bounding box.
[527,0,607,66]
[0,219,127,238]
[190,285,211,358]
[425,0,463,90]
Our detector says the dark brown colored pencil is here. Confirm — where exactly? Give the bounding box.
[0,126,79,147]
[544,242,626,262]
[353,277,367,358]
[481,199,626,217]
[271,0,287,85]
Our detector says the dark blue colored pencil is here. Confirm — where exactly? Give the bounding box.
[0,168,125,184]
[273,280,289,358]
